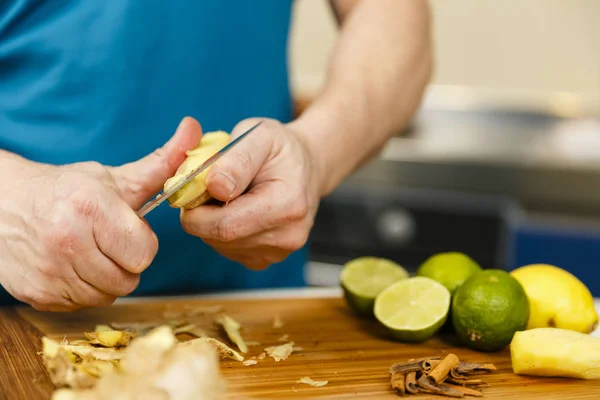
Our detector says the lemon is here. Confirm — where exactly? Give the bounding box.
[340,257,409,316]
[416,252,482,296]
[510,264,598,333]
[374,277,451,342]
[452,270,529,352]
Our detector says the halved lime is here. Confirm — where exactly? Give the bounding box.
[416,252,482,332]
[374,277,451,342]
[340,257,409,317]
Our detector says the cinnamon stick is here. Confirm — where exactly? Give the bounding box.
[428,353,460,384]
[405,371,419,394]
[391,371,406,395]
[442,383,483,397]
[422,358,441,373]
[391,357,440,374]
[450,368,467,380]
[389,355,494,397]
[417,376,464,398]
[446,377,486,387]
[390,360,423,374]
[455,362,497,374]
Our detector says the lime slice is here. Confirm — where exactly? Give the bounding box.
[416,252,482,333]
[374,277,451,342]
[340,257,409,317]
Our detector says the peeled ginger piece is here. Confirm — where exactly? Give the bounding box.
[511,327,600,379]
[164,131,231,209]
[84,330,133,347]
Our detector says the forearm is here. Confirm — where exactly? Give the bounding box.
[290,0,433,196]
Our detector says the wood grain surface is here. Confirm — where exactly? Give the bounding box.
[0,308,54,400]
[1,296,599,399]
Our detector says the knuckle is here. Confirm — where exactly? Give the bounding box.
[102,267,141,297]
[50,226,80,258]
[87,295,116,308]
[70,185,101,220]
[85,161,109,176]
[44,213,81,259]
[37,260,61,279]
[117,275,140,296]
[211,218,238,242]
[80,161,115,185]
[220,152,252,184]
[279,230,309,252]
[232,150,253,171]
[255,117,278,131]
[23,288,58,310]
[287,194,309,221]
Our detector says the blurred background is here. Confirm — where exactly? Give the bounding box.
[288,0,600,294]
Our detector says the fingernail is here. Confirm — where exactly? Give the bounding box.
[218,171,236,196]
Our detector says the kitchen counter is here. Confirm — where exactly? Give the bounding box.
[3,286,600,399]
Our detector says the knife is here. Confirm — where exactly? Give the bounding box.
[136,120,264,218]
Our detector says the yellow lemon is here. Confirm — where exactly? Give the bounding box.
[510,264,598,333]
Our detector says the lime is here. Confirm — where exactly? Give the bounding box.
[416,252,482,296]
[452,269,529,352]
[417,252,483,333]
[340,257,409,316]
[374,277,451,342]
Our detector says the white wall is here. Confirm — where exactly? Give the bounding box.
[289,0,600,111]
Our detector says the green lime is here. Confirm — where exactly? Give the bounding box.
[417,252,483,333]
[374,277,451,342]
[340,257,409,316]
[452,269,529,352]
[416,252,482,296]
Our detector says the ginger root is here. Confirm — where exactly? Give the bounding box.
[214,313,248,354]
[164,131,231,209]
[84,330,133,347]
[511,328,600,379]
[264,342,295,362]
[50,326,227,400]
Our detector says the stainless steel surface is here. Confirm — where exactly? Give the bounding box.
[136,120,263,217]
[348,107,600,217]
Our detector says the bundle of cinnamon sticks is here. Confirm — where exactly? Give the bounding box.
[390,354,496,397]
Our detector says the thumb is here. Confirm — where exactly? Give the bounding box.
[112,117,202,209]
[205,118,271,202]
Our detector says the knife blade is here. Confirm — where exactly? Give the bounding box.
[136,120,263,218]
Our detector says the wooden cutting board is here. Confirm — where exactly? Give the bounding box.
[1,296,599,400]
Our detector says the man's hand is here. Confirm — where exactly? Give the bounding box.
[180,118,322,270]
[0,117,201,311]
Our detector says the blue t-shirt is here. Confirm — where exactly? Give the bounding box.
[0,1,307,304]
